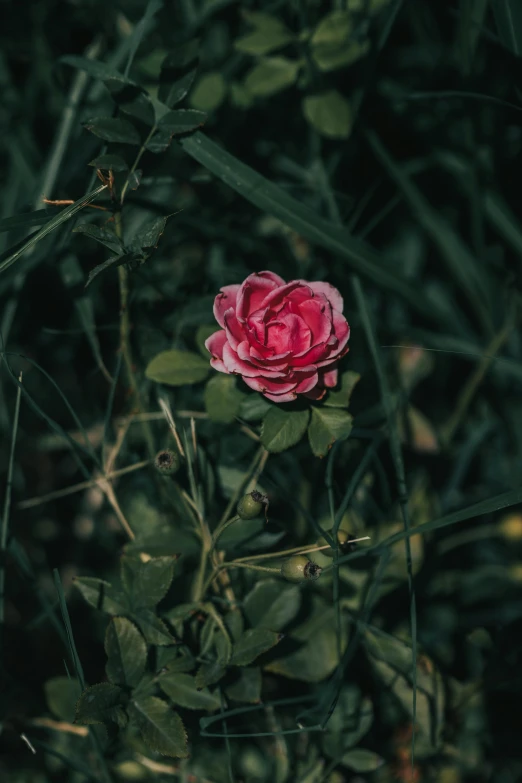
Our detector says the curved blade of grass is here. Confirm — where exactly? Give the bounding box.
[335,483,522,570]
[123,0,163,78]
[179,133,448,325]
[1,350,102,471]
[366,130,493,335]
[0,370,22,655]
[0,209,55,233]
[351,274,418,764]
[492,0,522,55]
[1,355,95,479]
[0,183,107,276]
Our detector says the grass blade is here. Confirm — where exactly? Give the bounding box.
[492,0,522,55]
[351,275,418,765]
[367,131,493,334]
[0,370,22,655]
[179,133,448,325]
[0,183,107,275]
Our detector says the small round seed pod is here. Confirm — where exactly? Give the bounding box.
[154,449,180,476]
[316,529,354,558]
[280,555,322,583]
[237,490,268,520]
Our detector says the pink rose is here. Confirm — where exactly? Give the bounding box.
[205,271,350,403]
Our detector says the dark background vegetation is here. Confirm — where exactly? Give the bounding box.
[1,1,522,781]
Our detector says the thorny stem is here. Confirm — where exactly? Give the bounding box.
[120,126,157,207]
[113,210,155,459]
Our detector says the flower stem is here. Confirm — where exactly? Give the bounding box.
[231,537,371,564]
[113,210,155,459]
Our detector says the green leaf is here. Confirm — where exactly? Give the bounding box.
[189,72,227,112]
[324,371,361,408]
[159,41,200,107]
[244,57,300,98]
[225,667,262,703]
[146,110,207,153]
[364,628,445,757]
[265,597,347,683]
[130,215,171,252]
[492,0,522,56]
[235,12,293,55]
[231,628,282,666]
[121,555,177,608]
[75,682,126,725]
[145,349,210,386]
[133,608,176,646]
[195,661,227,689]
[179,134,443,322]
[239,394,272,421]
[322,687,374,758]
[311,12,370,71]
[83,117,141,145]
[159,672,221,711]
[117,89,156,126]
[341,749,383,772]
[0,183,107,276]
[130,696,188,758]
[73,223,124,254]
[160,68,198,109]
[244,579,301,632]
[44,677,80,722]
[204,374,245,423]
[60,55,133,85]
[303,91,352,139]
[88,154,129,172]
[261,407,310,453]
[86,252,142,287]
[105,617,147,687]
[73,577,128,615]
[308,407,353,457]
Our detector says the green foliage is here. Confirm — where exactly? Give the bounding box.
[308,407,353,457]
[244,57,301,98]
[1,1,520,781]
[75,682,126,726]
[204,374,245,422]
[159,672,221,711]
[129,696,189,758]
[302,91,353,140]
[244,579,301,631]
[145,349,210,385]
[104,617,147,687]
[44,677,81,722]
[230,628,282,666]
[261,407,310,452]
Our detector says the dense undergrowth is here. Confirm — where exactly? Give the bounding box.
[1,1,522,782]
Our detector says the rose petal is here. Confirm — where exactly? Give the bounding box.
[242,375,297,396]
[259,281,310,316]
[306,280,344,313]
[298,299,332,346]
[321,367,338,388]
[205,329,227,359]
[294,371,319,394]
[223,309,246,351]
[303,386,327,401]
[237,341,289,370]
[236,272,285,322]
[222,342,287,378]
[214,285,241,328]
